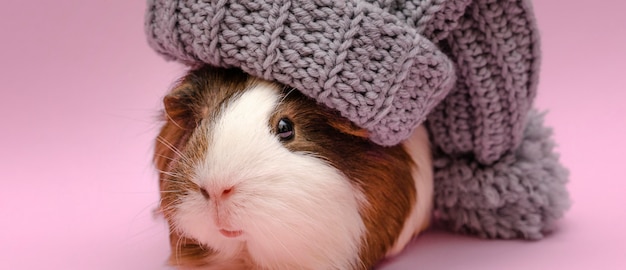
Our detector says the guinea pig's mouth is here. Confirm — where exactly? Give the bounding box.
[219,229,243,238]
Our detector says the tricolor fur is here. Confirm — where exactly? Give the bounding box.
[154,67,433,270]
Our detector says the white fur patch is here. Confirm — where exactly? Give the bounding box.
[386,125,434,257]
[174,83,366,269]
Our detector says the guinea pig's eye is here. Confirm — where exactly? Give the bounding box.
[276,118,295,141]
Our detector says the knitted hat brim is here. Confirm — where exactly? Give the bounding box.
[145,0,456,145]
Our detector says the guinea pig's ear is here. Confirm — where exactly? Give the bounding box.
[327,115,369,139]
[163,83,202,130]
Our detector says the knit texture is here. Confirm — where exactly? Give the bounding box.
[433,110,569,239]
[145,0,570,239]
[426,0,541,165]
[145,0,456,145]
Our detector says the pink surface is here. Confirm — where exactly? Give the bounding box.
[1,1,625,269]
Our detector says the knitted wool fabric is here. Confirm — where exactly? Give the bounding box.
[145,0,539,163]
[145,0,570,239]
[433,110,570,239]
[145,0,457,146]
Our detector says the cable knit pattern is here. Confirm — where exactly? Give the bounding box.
[145,0,569,239]
[426,0,541,165]
[146,0,456,146]
[363,0,471,42]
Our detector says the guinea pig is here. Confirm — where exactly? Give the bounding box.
[153,66,433,270]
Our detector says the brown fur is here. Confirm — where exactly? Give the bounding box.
[167,229,216,267]
[155,66,417,269]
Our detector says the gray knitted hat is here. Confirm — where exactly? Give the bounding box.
[146,0,569,240]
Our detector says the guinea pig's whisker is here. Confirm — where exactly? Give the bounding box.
[157,177,187,186]
[159,190,183,194]
[298,151,331,162]
[174,232,184,266]
[156,169,183,177]
[165,109,189,131]
[277,87,298,106]
[156,136,191,163]
[162,178,186,185]
[155,154,178,162]
[159,199,184,216]
[160,196,182,207]
[161,179,186,185]
[159,178,187,186]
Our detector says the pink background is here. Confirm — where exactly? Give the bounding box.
[1,1,625,269]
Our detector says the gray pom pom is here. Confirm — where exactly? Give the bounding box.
[432,110,570,239]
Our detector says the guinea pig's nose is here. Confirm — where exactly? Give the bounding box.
[221,187,234,199]
[199,186,235,200]
[200,187,211,200]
